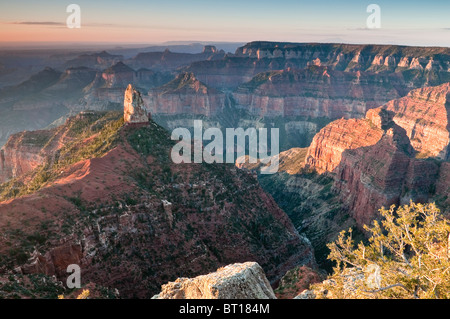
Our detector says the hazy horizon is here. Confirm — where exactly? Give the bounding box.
[1,0,450,48]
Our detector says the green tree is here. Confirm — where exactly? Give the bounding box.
[314,202,450,299]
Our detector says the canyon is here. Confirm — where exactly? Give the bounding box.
[239,80,450,269]
[0,90,316,298]
[3,41,450,150]
[1,41,450,298]
[305,82,450,226]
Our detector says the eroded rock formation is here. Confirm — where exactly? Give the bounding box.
[381,83,450,159]
[304,83,450,227]
[123,84,149,124]
[0,128,59,183]
[152,262,276,299]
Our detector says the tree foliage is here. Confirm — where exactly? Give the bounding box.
[313,202,450,299]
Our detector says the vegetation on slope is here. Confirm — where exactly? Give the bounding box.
[0,111,124,201]
[311,202,450,299]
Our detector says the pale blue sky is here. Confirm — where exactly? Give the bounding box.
[1,0,449,46]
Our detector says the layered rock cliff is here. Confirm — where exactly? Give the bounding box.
[4,42,450,150]
[233,66,402,118]
[305,83,450,227]
[235,42,450,74]
[82,62,173,107]
[0,129,55,183]
[188,42,450,91]
[145,72,226,116]
[381,82,450,159]
[238,83,450,268]
[238,149,358,270]
[305,116,384,174]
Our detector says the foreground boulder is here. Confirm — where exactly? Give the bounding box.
[153,262,276,299]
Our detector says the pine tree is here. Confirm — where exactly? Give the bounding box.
[313,202,450,299]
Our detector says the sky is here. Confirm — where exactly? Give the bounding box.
[1,0,450,47]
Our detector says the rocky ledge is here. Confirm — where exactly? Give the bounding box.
[152,262,276,299]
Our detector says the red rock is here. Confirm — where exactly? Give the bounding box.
[275,266,324,299]
[22,244,83,278]
[305,118,384,174]
[0,109,316,298]
[381,83,450,159]
[304,82,450,227]
[0,129,56,183]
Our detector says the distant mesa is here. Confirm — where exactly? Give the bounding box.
[123,84,150,124]
[130,45,225,71]
[103,61,135,74]
[202,45,218,54]
[64,50,123,69]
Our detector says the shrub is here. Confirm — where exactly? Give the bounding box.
[314,202,450,299]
